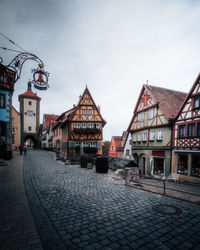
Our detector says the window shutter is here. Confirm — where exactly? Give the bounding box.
[97,142,101,149]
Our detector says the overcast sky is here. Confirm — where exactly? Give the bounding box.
[0,0,200,140]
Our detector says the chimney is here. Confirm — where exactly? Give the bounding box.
[73,104,76,108]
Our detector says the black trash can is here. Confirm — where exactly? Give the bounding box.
[80,155,88,168]
[96,156,109,173]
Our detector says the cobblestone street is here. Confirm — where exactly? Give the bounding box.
[22,150,200,249]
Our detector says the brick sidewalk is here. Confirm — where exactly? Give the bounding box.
[0,151,43,249]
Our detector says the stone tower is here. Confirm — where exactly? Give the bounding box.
[18,82,41,148]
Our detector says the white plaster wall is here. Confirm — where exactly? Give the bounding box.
[24,98,37,133]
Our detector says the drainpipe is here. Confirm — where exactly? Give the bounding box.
[168,118,173,179]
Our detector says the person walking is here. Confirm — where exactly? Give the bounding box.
[24,145,27,156]
[19,144,23,155]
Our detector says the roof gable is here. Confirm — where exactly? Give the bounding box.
[128,84,187,131]
[175,73,200,121]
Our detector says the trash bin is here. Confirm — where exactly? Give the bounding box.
[96,156,109,173]
[80,155,88,168]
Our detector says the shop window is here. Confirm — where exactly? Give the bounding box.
[0,93,6,108]
[193,96,200,109]
[179,125,186,138]
[197,123,200,137]
[191,155,200,177]
[177,154,188,175]
[188,123,195,137]
[153,158,164,176]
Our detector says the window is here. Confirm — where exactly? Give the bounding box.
[85,93,89,99]
[74,123,80,129]
[95,123,100,129]
[0,122,6,136]
[88,123,94,129]
[126,149,130,156]
[12,117,16,124]
[133,134,137,142]
[83,110,92,115]
[12,127,16,134]
[143,132,147,141]
[140,112,144,122]
[198,123,200,137]
[179,125,186,138]
[150,131,155,141]
[191,154,200,177]
[0,93,6,108]
[0,71,4,83]
[194,96,200,109]
[177,154,188,175]
[157,130,163,140]
[28,126,32,131]
[81,123,86,128]
[137,134,142,142]
[154,158,164,176]
[29,101,32,105]
[12,138,15,145]
[149,109,154,119]
[188,123,195,137]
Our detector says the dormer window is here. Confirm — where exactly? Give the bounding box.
[194,96,200,109]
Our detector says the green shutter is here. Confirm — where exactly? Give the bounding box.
[97,142,101,150]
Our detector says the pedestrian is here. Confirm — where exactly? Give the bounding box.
[19,144,23,155]
[24,145,27,156]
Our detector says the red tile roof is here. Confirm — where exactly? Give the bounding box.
[144,85,187,119]
[43,114,59,132]
[19,89,41,100]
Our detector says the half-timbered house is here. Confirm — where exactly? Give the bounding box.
[59,87,106,158]
[172,74,200,181]
[41,114,59,149]
[128,84,186,178]
[108,136,123,158]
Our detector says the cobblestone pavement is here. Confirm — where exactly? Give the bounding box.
[24,150,200,250]
[0,151,43,250]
